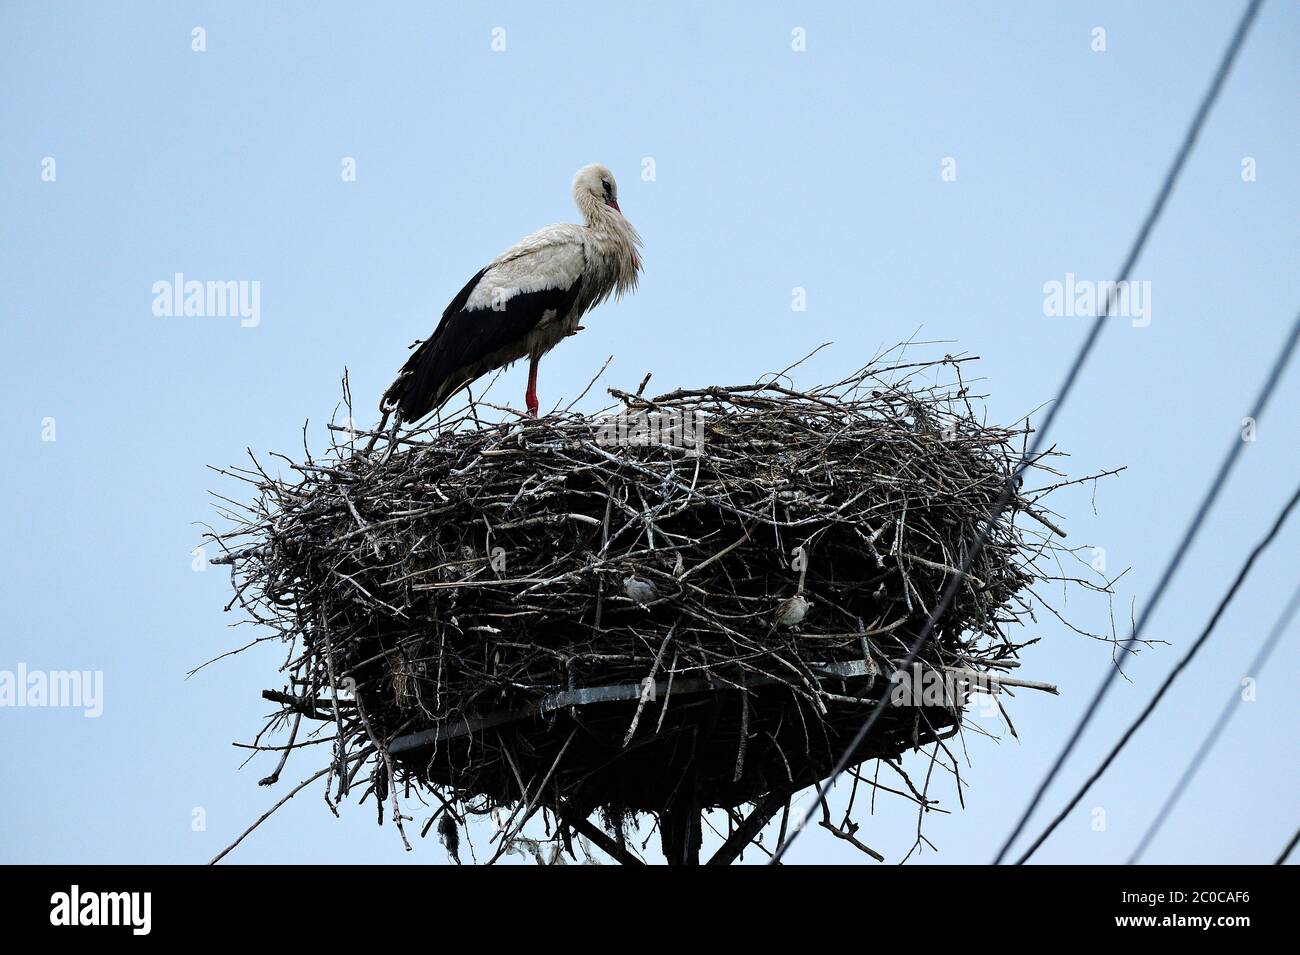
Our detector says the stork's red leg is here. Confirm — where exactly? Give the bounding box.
[525,355,540,418]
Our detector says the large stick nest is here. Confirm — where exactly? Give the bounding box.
[206,351,1115,862]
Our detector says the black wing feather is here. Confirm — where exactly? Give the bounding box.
[383,269,583,421]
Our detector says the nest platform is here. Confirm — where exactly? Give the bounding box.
[207,352,1110,864]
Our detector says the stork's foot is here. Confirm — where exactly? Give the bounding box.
[564,325,586,337]
[525,393,539,418]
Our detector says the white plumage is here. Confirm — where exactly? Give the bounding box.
[382,164,641,421]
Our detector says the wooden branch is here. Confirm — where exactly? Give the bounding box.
[707,789,793,866]
[557,807,644,866]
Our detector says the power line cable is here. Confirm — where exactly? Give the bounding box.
[771,0,1267,864]
[994,310,1300,863]
[1014,480,1300,863]
[1277,826,1300,864]
[1128,581,1300,863]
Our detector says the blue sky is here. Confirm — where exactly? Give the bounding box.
[1,1,1296,865]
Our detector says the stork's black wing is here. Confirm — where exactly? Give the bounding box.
[382,266,583,421]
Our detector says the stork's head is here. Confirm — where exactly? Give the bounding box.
[573,163,622,217]
[572,163,641,289]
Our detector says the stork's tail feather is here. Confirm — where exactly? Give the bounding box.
[381,335,452,423]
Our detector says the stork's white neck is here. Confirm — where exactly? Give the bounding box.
[578,196,642,297]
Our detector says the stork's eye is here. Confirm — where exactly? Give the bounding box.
[601,180,612,196]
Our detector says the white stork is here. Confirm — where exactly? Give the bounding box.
[381,163,641,421]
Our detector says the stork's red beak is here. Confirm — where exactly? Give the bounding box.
[606,197,621,212]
